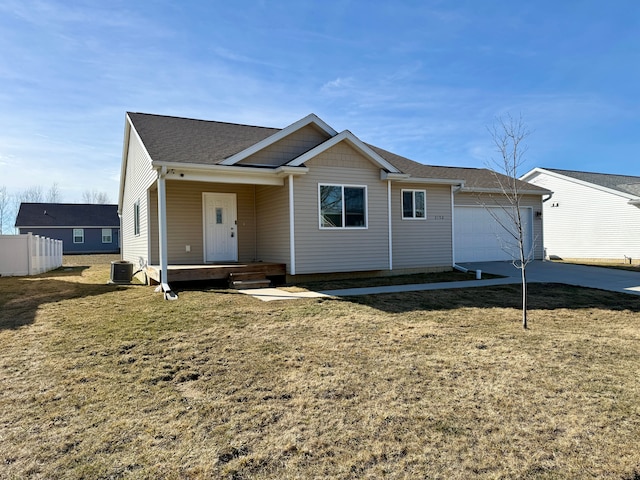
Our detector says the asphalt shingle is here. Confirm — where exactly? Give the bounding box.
[547,168,640,197]
[127,112,548,193]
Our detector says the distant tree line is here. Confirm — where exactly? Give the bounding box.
[0,183,111,234]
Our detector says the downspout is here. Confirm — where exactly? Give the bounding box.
[288,174,296,276]
[387,179,393,270]
[157,166,177,300]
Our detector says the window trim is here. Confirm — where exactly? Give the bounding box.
[401,189,427,220]
[102,228,112,244]
[318,183,368,230]
[73,228,84,244]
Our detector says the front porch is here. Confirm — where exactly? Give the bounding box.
[146,262,287,284]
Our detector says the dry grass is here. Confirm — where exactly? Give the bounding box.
[1,257,640,479]
[557,259,640,273]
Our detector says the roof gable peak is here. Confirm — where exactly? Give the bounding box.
[220,113,338,166]
[286,130,401,173]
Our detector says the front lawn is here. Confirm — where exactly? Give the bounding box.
[1,262,639,479]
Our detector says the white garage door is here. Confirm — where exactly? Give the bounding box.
[454,206,533,262]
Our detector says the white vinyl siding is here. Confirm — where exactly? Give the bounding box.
[293,142,389,274]
[120,124,158,266]
[392,183,453,269]
[526,172,640,260]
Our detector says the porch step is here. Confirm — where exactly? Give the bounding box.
[228,272,271,289]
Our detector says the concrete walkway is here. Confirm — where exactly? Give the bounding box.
[318,276,520,297]
[240,261,640,300]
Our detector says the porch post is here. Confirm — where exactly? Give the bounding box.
[288,174,296,275]
[388,179,393,270]
[157,166,169,285]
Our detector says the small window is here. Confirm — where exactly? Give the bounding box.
[102,228,112,243]
[402,189,426,219]
[134,201,140,236]
[319,184,367,229]
[73,228,84,244]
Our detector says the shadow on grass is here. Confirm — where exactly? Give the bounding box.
[0,268,125,330]
[335,283,640,314]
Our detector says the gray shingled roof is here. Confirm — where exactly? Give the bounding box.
[15,203,119,227]
[547,168,640,197]
[128,112,279,165]
[127,112,548,192]
[368,144,543,192]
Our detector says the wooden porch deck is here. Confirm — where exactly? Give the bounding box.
[146,262,286,284]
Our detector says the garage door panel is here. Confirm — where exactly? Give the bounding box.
[455,206,532,262]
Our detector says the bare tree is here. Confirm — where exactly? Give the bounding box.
[82,189,110,204]
[18,186,44,203]
[0,185,12,234]
[46,183,62,203]
[485,113,533,329]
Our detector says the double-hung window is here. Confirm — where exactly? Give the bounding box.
[402,189,426,219]
[102,228,112,243]
[73,228,84,244]
[319,184,367,229]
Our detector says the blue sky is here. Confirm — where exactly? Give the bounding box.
[1,0,639,203]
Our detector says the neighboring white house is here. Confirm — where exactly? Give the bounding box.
[521,167,640,263]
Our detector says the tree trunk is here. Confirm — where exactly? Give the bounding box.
[521,266,528,329]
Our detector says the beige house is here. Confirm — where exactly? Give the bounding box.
[118,113,547,297]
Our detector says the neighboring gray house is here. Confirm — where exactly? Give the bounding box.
[521,167,640,263]
[119,112,548,293]
[15,203,120,254]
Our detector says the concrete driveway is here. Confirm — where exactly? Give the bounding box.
[460,261,640,296]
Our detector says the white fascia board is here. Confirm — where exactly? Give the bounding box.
[521,167,636,201]
[519,167,546,182]
[274,165,309,177]
[118,116,133,214]
[219,113,338,166]
[155,162,307,186]
[287,130,401,173]
[382,171,465,186]
[381,171,411,181]
[461,186,551,195]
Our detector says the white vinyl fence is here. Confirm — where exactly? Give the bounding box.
[0,233,63,277]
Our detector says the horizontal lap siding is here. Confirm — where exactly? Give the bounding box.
[455,192,545,260]
[239,125,330,167]
[529,173,640,259]
[293,143,389,274]
[160,181,257,264]
[392,184,453,268]
[121,131,157,266]
[256,185,290,267]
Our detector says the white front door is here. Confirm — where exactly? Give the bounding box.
[203,193,238,262]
